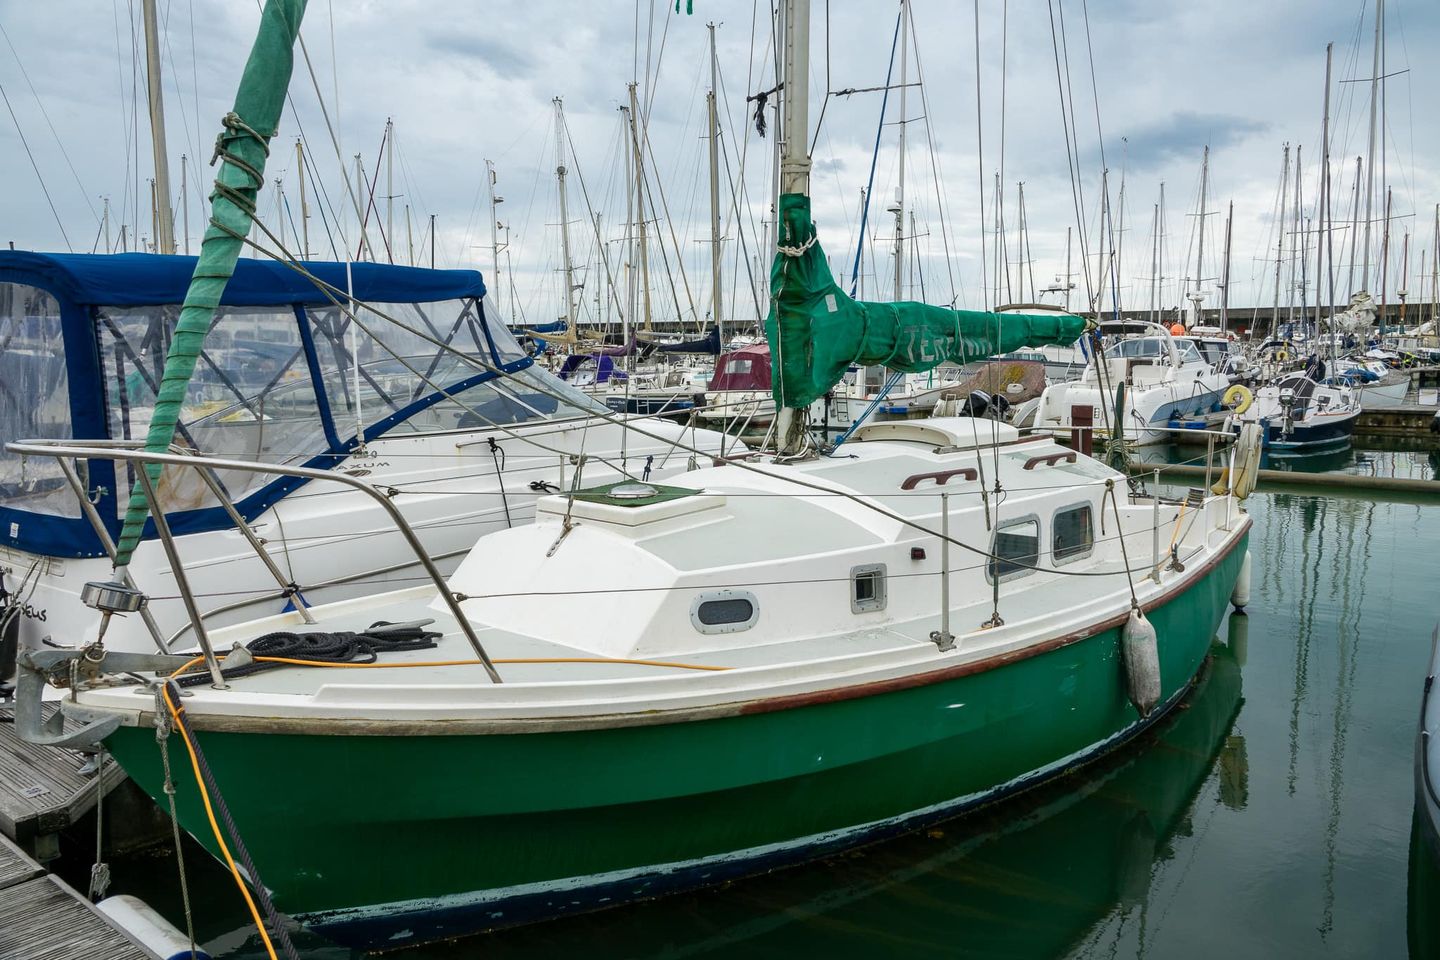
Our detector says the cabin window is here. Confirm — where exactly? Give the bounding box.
[0,283,79,518]
[1052,504,1094,563]
[727,358,754,375]
[987,516,1040,582]
[690,590,759,634]
[851,563,887,613]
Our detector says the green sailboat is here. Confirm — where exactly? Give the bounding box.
[11,0,1252,951]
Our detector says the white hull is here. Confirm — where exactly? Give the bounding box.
[1358,376,1410,409]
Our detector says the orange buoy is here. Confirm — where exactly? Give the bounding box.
[1169,322,1186,336]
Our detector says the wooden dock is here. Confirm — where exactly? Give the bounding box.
[0,832,159,959]
[1129,461,1440,497]
[0,704,123,860]
[1355,403,1440,438]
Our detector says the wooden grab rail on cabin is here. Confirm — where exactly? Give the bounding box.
[900,467,979,490]
[1022,451,1078,470]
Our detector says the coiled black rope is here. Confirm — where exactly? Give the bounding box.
[176,621,440,687]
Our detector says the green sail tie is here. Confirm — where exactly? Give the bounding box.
[112,0,309,567]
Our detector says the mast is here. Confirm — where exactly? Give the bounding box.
[553,97,577,327]
[1157,183,1165,318]
[1273,144,1290,337]
[1294,145,1305,329]
[626,84,654,333]
[1096,170,1110,315]
[1347,157,1362,296]
[858,186,867,299]
[296,139,309,259]
[274,178,285,248]
[1380,187,1392,328]
[1433,204,1439,327]
[778,0,811,197]
[486,159,506,324]
[1064,225,1072,311]
[1398,231,1409,324]
[706,22,725,340]
[621,105,637,337]
[1220,200,1233,335]
[141,0,175,254]
[775,0,811,454]
[893,0,909,302]
[1017,181,1031,303]
[354,154,370,260]
[385,118,394,264]
[1361,0,1383,293]
[1317,43,1333,340]
[1191,145,1209,308]
[1115,172,1126,315]
[1149,201,1159,323]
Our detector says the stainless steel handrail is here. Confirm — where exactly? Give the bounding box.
[6,439,503,684]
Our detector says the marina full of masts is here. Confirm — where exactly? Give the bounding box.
[0,1,1437,958]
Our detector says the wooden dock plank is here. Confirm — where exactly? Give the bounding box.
[0,832,44,889]
[0,874,158,960]
[0,704,117,845]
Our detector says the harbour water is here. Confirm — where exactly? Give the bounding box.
[70,445,1439,959]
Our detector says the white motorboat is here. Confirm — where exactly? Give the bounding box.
[1033,321,1231,446]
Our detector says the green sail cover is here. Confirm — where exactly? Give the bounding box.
[113,0,309,566]
[764,192,1089,410]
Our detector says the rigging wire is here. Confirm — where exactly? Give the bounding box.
[972,0,989,311]
[906,6,960,306]
[0,83,74,251]
[234,215,1203,583]
[0,22,100,226]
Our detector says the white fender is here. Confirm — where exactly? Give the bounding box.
[1231,550,1252,611]
[1214,421,1263,500]
[1122,607,1161,718]
[97,895,212,960]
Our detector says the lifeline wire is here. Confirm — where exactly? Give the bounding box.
[222,189,1215,581]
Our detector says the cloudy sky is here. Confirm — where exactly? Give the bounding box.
[2,0,1437,328]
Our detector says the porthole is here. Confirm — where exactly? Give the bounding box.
[851,563,887,613]
[690,590,759,635]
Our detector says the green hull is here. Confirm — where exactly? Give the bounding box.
[106,533,1247,948]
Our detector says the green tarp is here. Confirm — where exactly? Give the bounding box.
[764,192,1089,410]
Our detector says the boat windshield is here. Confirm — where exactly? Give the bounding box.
[93,297,590,514]
[1102,337,1203,365]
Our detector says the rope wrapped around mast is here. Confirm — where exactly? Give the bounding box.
[113,0,310,567]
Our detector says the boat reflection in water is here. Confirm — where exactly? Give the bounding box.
[457,628,1248,960]
[1411,810,1440,960]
